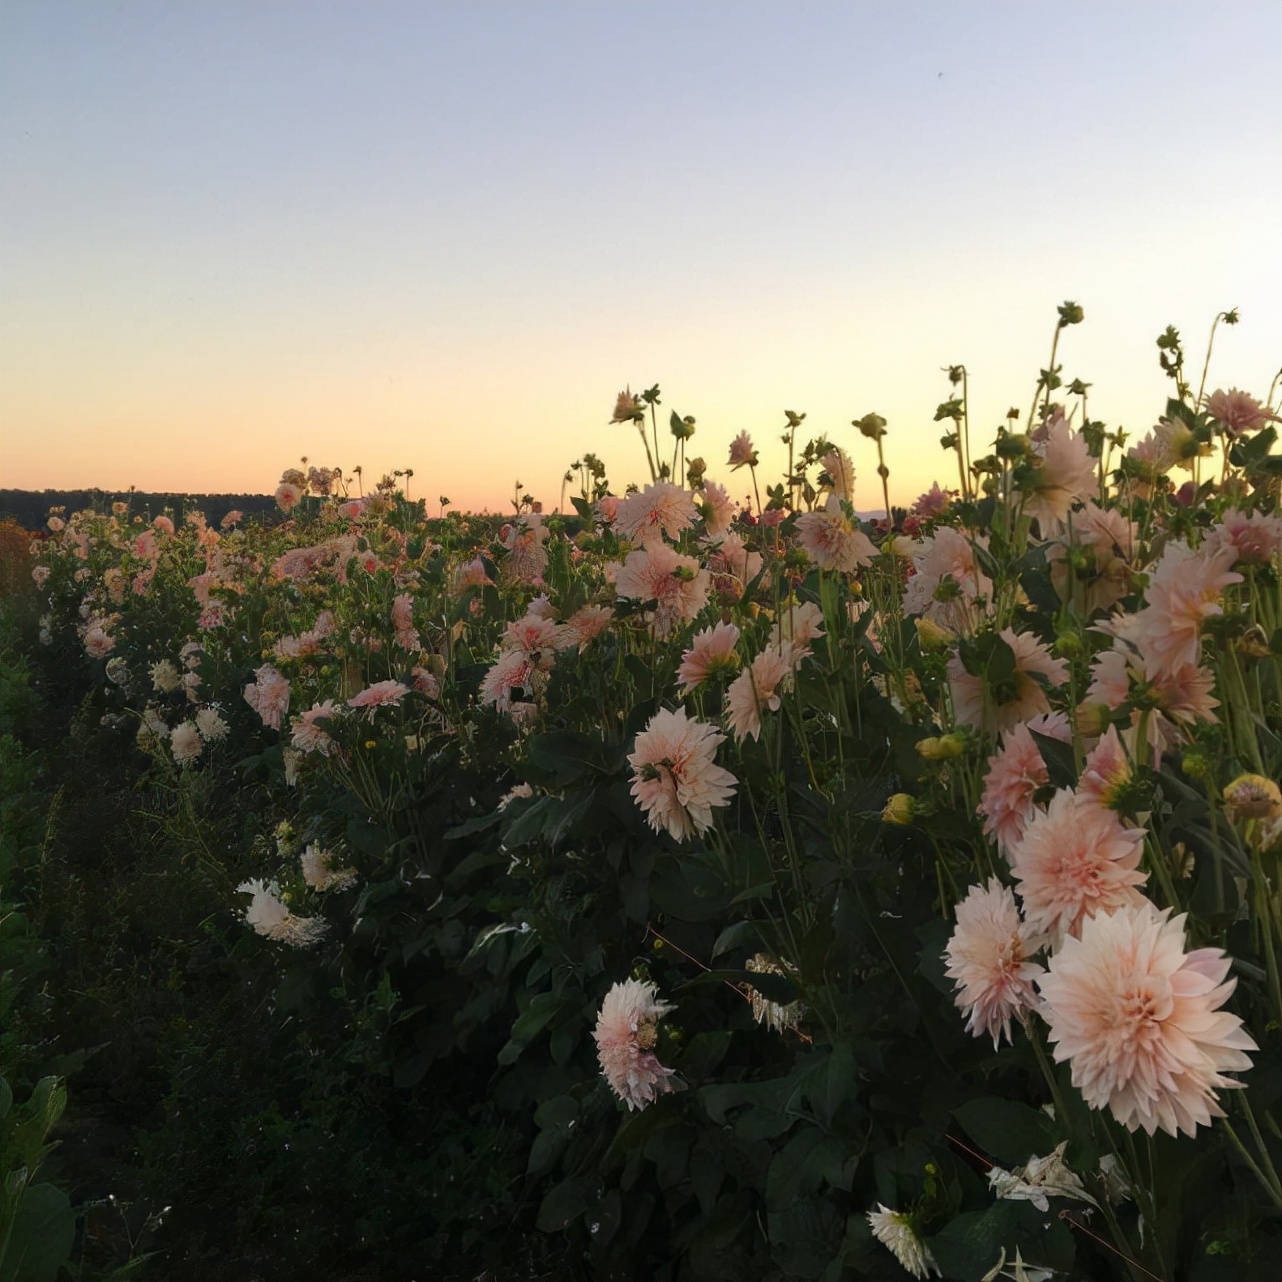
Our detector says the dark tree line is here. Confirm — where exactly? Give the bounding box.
[0,489,279,532]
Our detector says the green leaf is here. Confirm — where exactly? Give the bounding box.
[0,1182,75,1282]
[536,1175,593,1233]
[952,1097,1058,1167]
[1030,730,1077,790]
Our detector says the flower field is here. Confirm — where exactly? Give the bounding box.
[4,308,1282,1280]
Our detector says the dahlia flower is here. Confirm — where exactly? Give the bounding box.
[628,707,737,841]
[1023,411,1096,530]
[195,707,228,742]
[676,621,740,691]
[243,664,291,730]
[795,495,877,574]
[301,844,357,892]
[1010,789,1147,947]
[949,629,1068,735]
[614,480,698,546]
[944,879,1043,1048]
[169,721,203,766]
[727,430,757,468]
[392,593,420,650]
[725,646,791,741]
[347,680,410,713]
[614,543,710,638]
[1206,508,1282,567]
[866,1205,939,1280]
[291,700,341,754]
[820,446,855,501]
[903,527,992,634]
[1039,902,1256,1137]
[1129,541,1241,675]
[701,480,735,536]
[237,879,328,948]
[1206,387,1279,436]
[977,720,1056,855]
[593,979,681,1110]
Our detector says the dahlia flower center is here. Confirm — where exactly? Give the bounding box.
[635,1019,658,1050]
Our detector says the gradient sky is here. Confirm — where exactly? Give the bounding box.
[2,2,1279,511]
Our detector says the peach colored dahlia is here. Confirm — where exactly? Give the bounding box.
[1039,902,1256,1137]
[593,979,681,1111]
[1010,789,1147,948]
[944,879,1044,1048]
[628,707,737,841]
[614,480,698,546]
[676,621,740,691]
[949,628,1068,735]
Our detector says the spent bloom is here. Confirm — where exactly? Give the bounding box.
[1039,902,1256,1137]
[300,844,358,892]
[195,707,229,742]
[944,879,1044,1048]
[628,707,737,841]
[150,660,181,693]
[236,879,328,948]
[1010,789,1147,948]
[593,979,681,1111]
[866,1205,940,1280]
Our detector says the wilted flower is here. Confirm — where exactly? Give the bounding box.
[628,707,737,841]
[866,1205,939,1280]
[236,879,328,948]
[944,879,1043,1048]
[988,1142,1097,1212]
[1038,902,1256,1136]
[593,978,681,1110]
[1222,773,1282,824]
[745,954,805,1034]
[300,844,357,892]
[150,660,181,693]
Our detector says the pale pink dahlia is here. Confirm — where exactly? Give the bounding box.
[392,593,420,650]
[614,480,698,546]
[1010,789,1147,948]
[1130,542,1241,675]
[949,629,1068,735]
[902,527,992,634]
[614,543,710,638]
[593,978,681,1111]
[628,707,737,841]
[347,680,410,713]
[1039,902,1256,1137]
[820,446,856,501]
[795,495,877,574]
[725,646,791,741]
[169,721,204,766]
[1206,387,1278,437]
[727,430,757,468]
[676,621,740,691]
[701,480,735,536]
[1205,509,1282,567]
[977,722,1050,856]
[243,664,291,730]
[1024,411,1096,530]
[944,879,1043,1048]
[291,700,341,755]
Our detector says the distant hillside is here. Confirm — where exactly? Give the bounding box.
[0,488,279,532]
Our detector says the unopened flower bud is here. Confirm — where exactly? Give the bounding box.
[854,413,887,440]
[881,793,916,825]
[915,617,955,649]
[1223,774,1282,823]
[916,733,965,760]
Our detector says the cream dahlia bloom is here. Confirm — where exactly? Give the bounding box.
[903,527,992,634]
[169,721,203,766]
[628,707,737,841]
[237,879,328,948]
[614,543,711,638]
[1038,902,1256,1137]
[795,495,877,573]
[243,664,291,730]
[976,714,1068,856]
[593,979,681,1110]
[676,621,740,691]
[1023,411,1096,530]
[1010,789,1147,948]
[614,480,698,546]
[949,629,1068,735]
[944,879,1044,1048]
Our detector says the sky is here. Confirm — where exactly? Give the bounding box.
[2,1,1279,512]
